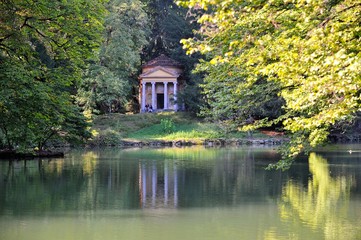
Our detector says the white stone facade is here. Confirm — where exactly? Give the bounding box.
[139,55,183,112]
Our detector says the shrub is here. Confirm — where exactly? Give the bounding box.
[160,119,175,134]
[90,129,122,146]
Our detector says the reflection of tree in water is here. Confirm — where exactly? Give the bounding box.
[278,153,359,240]
[82,152,98,176]
[210,149,255,200]
[138,148,283,208]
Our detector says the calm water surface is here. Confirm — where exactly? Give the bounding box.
[0,146,361,240]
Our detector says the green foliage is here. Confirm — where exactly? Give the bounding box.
[142,0,190,57]
[0,0,106,150]
[178,0,361,168]
[90,129,123,146]
[176,74,205,114]
[0,0,105,73]
[160,119,176,133]
[78,0,150,114]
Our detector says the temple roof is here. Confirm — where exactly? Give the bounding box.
[143,54,183,68]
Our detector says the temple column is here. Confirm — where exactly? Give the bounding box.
[152,163,157,208]
[164,82,168,110]
[173,82,178,111]
[164,161,168,206]
[141,82,146,112]
[141,164,147,207]
[151,82,156,110]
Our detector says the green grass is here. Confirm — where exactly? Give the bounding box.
[91,112,192,136]
[127,122,224,141]
[89,111,270,145]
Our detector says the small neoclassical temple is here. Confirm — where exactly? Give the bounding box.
[139,54,183,112]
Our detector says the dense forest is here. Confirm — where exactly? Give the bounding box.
[0,0,200,151]
[0,0,360,168]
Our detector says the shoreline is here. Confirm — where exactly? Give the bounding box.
[0,137,287,160]
[1,137,360,161]
[0,150,64,161]
[87,137,288,148]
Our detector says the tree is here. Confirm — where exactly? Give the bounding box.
[178,0,361,169]
[78,0,150,114]
[0,0,106,150]
[196,60,285,129]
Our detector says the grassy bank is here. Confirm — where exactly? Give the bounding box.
[89,112,273,146]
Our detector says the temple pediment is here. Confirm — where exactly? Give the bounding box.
[140,66,180,78]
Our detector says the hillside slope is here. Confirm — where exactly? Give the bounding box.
[89,112,273,146]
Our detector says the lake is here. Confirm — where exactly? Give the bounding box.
[0,146,361,240]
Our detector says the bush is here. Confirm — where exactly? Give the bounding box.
[160,119,175,134]
[90,129,122,146]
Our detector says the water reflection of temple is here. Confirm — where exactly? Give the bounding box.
[139,161,179,208]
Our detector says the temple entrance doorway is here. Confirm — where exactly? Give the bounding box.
[157,94,164,109]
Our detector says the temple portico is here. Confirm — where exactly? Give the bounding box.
[139,55,183,112]
[140,81,177,111]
